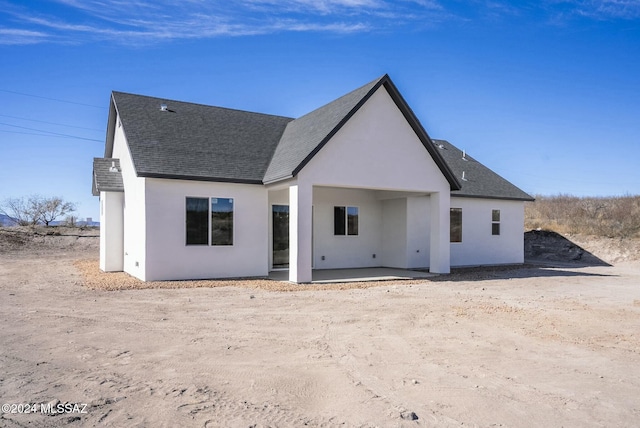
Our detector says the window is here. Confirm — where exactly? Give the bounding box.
[186,197,234,246]
[450,208,462,243]
[186,197,209,245]
[212,198,234,245]
[334,206,358,236]
[492,209,500,236]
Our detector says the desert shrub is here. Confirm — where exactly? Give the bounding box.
[525,194,640,238]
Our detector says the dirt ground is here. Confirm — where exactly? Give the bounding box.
[1,228,639,427]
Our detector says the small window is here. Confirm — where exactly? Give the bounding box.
[347,206,359,235]
[450,208,462,243]
[211,198,234,245]
[334,206,346,235]
[334,206,359,236]
[492,209,500,236]
[186,197,209,245]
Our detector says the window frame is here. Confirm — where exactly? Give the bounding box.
[450,207,462,243]
[491,209,500,236]
[211,197,234,246]
[186,197,210,246]
[334,205,359,236]
[185,196,234,246]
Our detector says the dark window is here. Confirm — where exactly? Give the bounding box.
[492,223,501,235]
[186,197,208,245]
[492,209,500,236]
[211,198,233,245]
[450,208,462,243]
[347,206,359,235]
[334,206,346,235]
[335,206,359,236]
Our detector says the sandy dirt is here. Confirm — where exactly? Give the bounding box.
[1,229,640,427]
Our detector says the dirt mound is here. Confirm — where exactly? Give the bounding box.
[525,229,640,265]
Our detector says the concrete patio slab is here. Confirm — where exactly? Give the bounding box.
[269,267,437,283]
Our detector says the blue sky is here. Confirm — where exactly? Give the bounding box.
[1,0,639,221]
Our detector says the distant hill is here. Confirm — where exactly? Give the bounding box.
[0,213,18,226]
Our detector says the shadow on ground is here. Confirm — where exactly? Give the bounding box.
[524,229,612,267]
[428,264,617,283]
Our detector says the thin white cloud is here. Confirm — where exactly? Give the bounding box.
[548,0,640,20]
[0,28,49,45]
[1,0,637,46]
[1,0,443,45]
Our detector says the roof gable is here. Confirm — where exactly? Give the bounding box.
[263,75,461,190]
[111,91,293,183]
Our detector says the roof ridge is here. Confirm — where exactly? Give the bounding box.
[111,91,294,121]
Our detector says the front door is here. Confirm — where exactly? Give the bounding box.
[272,205,289,269]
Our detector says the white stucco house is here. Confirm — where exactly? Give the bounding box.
[92,74,533,283]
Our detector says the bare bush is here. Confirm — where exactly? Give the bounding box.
[525,194,640,238]
[0,195,76,227]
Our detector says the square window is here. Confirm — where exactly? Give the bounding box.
[334,206,358,236]
[492,209,500,222]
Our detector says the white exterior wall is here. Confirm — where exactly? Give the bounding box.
[312,187,382,270]
[144,178,268,281]
[111,114,147,279]
[381,198,407,268]
[406,196,431,268]
[99,191,124,272]
[450,197,525,266]
[298,87,450,193]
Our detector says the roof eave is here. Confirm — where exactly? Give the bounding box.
[452,193,535,202]
[138,172,264,185]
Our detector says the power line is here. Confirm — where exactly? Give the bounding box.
[0,88,106,109]
[0,124,103,142]
[0,113,104,132]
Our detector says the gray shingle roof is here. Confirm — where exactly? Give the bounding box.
[433,139,534,201]
[263,76,384,183]
[111,91,293,183]
[96,76,531,201]
[92,158,124,196]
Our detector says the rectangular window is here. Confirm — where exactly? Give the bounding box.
[186,197,234,246]
[450,208,462,243]
[347,206,359,235]
[492,209,500,236]
[334,206,359,236]
[186,197,209,245]
[334,206,346,235]
[211,198,234,245]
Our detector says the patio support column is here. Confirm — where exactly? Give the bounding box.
[289,183,313,283]
[429,191,450,273]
